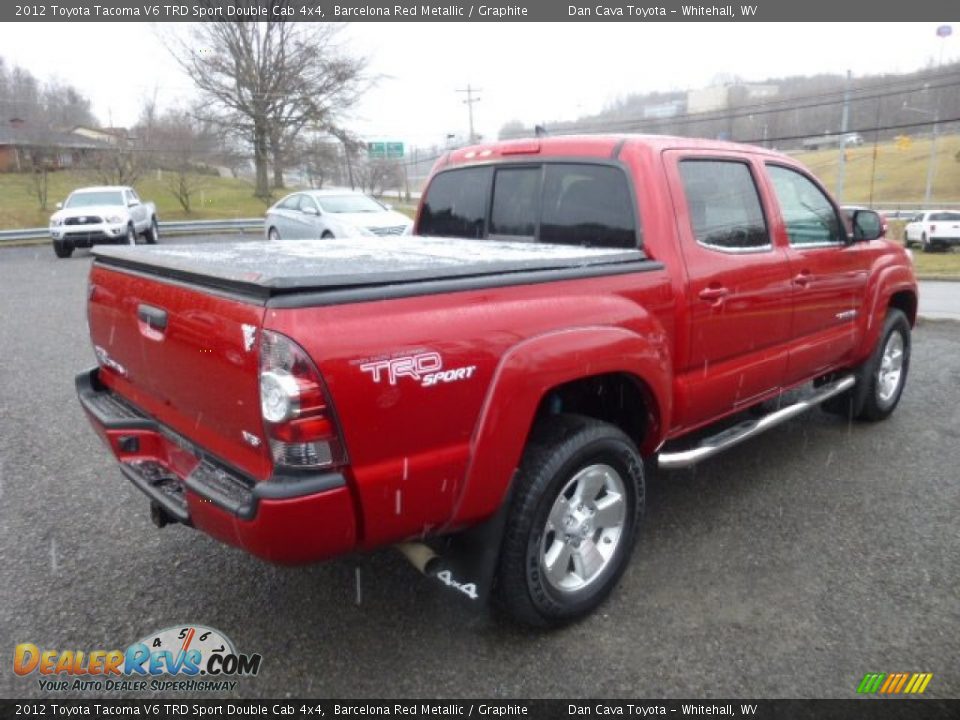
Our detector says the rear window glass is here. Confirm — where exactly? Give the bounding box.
[490,167,540,238]
[929,212,960,221]
[419,167,492,238]
[420,162,639,249]
[541,164,636,249]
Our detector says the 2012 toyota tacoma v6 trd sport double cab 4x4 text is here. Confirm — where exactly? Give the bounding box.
[76,135,917,626]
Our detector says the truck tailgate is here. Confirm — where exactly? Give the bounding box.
[87,263,271,480]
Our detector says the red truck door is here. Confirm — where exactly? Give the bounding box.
[761,163,870,383]
[664,152,793,430]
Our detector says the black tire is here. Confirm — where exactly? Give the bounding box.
[493,414,644,627]
[321,231,334,239]
[822,309,911,422]
[145,217,159,244]
[268,227,280,241]
[902,231,910,248]
[53,241,73,259]
[921,233,932,253]
[125,224,137,246]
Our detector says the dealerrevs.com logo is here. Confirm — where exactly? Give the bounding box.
[14,625,262,693]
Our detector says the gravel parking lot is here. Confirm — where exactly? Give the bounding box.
[0,238,957,699]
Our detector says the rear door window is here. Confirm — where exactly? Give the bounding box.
[678,160,769,251]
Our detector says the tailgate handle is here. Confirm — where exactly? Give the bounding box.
[137,304,168,331]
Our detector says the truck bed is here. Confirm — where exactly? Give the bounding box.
[92,237,650,303]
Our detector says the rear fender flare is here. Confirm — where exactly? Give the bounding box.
[447,323,671,530]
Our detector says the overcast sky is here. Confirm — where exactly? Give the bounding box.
[2,22,957,147]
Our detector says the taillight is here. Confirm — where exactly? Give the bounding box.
[259,330,346,471]
[930,224,937,233]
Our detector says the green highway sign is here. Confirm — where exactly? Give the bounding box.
[368,141,404,159]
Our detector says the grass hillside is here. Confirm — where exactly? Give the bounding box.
[792,133,960,206]
[0,170,276,230]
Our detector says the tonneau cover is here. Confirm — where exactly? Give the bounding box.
[92,237,647,296]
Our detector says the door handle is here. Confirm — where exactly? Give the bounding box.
[137,303,168,331]
[793,271,812,287]
[698,286,730,303]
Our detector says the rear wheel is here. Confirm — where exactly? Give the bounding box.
[494,414,643,627]
[902,231,910,248]
[321,231,334,239]
[145,218,159,244]
[53,241,73,259]
[268,227,280,241]
[921,233,932,253]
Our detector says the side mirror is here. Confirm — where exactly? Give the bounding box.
[128,200,139,207]
[852,209,884,242]
[303,206,319,216]
[55,201,63,210]
[383,203,393,211]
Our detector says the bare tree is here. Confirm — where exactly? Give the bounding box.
[163,9,369,199]
[299,137,341,188]
[88,143,141,186]
[147,110,219,213]
[355,158,403,196]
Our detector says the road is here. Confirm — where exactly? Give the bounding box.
[0,238,958,700]
[918,280,960,320]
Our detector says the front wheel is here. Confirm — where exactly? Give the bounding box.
[822,309,911,421]
[858,309,911,421]
[494,414,643,627]
[268,227,280,241]
[125,224,137,246]
[53,241,73,259]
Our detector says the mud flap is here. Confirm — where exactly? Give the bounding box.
[417,486,515,607]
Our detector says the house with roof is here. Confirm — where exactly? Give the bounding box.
[0,118,112,172]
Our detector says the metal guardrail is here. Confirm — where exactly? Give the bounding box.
[0,218,264,244]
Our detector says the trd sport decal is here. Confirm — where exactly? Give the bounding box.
[359,352,476,388]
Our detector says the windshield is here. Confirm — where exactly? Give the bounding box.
[65,191,124,208]
[315,195,385,214]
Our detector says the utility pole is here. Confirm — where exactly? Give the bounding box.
[456,84,482,144]
[836,69,851,204]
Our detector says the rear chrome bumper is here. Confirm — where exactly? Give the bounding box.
[76,367,357,564]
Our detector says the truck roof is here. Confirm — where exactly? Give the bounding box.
[441,134,790,168]
[92,237,650,302]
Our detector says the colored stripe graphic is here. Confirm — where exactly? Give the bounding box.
[858,672,932,694]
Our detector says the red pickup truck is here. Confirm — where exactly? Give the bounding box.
[77,136,917,627]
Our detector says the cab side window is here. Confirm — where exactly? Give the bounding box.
[678,160,769,251]
[279,195,301,211]
[766,165,844,247]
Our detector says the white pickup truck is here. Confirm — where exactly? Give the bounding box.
[49,186,159,259]
[903,210,960,253]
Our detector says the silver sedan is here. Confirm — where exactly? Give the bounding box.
[265,190,413,241]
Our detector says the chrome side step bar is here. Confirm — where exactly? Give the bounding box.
[658,375,856,470]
